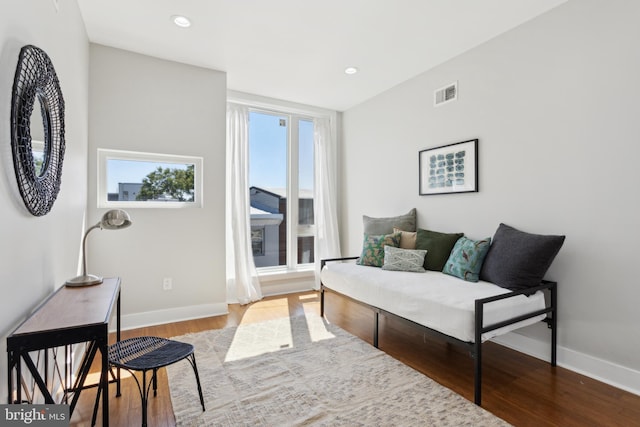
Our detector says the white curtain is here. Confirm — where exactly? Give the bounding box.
[226,103,262,304]
[313,117,342,289]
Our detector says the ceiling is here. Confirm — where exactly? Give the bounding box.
[76,0,567,112]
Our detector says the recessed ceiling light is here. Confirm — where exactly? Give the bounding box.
[172,15,191,28]
[344,67,359,75]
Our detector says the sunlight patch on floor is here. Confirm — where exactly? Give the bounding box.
[238,297,291,326]
[225,311,335,362]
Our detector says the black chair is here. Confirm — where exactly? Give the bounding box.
[92,336,205,426]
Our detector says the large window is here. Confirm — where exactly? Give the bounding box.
[98,149,203,208]
[248,110,315,269]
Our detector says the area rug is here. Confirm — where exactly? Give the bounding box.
[167,313,510,426]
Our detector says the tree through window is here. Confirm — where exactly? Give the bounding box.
[97,149,202,208]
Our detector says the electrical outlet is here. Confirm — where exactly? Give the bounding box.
[163,277,172,290]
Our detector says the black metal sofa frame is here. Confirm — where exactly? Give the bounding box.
[320,257,557,406]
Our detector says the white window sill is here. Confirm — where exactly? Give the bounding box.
[257,265,315,283]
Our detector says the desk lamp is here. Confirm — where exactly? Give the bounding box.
[66,209,132,287]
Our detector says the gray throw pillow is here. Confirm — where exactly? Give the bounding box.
[363,208,417,235]
[480,223,565,291]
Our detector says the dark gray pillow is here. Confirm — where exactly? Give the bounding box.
[480,223,565,291]
[363,208,416,235]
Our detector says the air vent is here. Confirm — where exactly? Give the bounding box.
[434,81,457,106]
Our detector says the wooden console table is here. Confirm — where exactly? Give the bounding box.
[7,277,121,426]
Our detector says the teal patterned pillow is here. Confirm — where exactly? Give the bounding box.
[443,236,492,282]
[382,246,427,272]
[357,232,402,267]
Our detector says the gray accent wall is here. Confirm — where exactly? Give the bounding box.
[87,45,227,325]
[341,0,640,391]
[0,1,89,402]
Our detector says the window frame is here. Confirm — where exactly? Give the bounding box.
[247,108,316,272]
[97,148,204,209]
[228,90,337,281]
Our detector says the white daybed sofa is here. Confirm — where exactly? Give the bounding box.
[320,217,564,406]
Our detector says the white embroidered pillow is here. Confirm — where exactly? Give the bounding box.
[381,246,427,273]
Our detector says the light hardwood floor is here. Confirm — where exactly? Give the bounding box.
[70,291,640,426]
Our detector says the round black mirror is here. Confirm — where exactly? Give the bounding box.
[10,45,65,216]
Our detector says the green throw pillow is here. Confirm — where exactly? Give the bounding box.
[443,236,491,282]
[357,232,402,267]
[415,229,464,271]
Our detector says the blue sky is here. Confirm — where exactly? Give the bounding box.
[107,112,314,193]
[249,111,314,191]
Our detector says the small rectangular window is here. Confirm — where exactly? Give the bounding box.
[251,227,265,256]
[98,149,203,208]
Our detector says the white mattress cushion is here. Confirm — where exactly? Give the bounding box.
[321,262,546,343]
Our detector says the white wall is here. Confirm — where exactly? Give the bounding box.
[87,45,227,327]
[0,0,89,402]
[342,0,640,393]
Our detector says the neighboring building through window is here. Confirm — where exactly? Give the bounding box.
[248,110,315,270]
[118,183,141,201]
[97,149,203,208]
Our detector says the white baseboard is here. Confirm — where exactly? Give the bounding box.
[119,284,313,330]
[494,332,640,397]
[117,303,229,331]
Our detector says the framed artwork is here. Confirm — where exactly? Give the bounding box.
[419,139,478,195]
